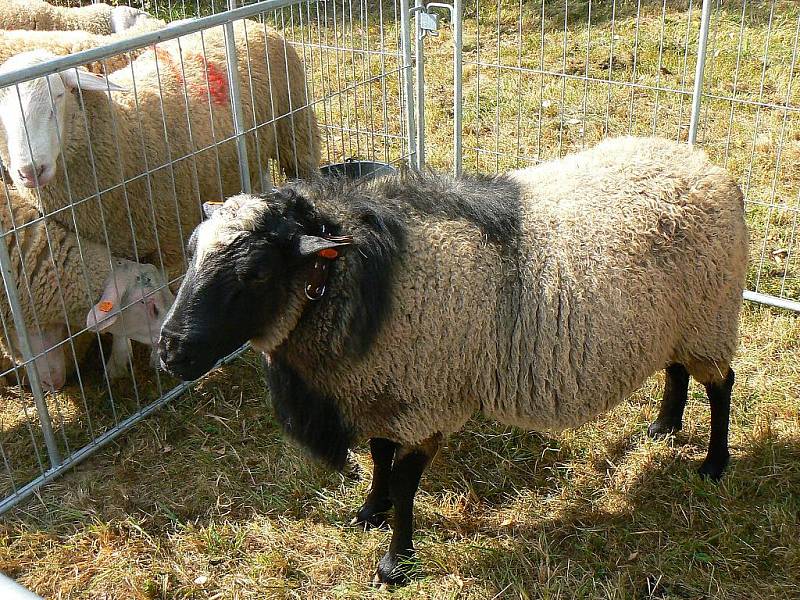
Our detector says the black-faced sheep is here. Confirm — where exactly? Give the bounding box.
[0,19,320,280]
[157,137,749,584]
[0,193,173,391]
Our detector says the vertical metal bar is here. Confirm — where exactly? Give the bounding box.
[415,0,425,169]
[453,0,462,176]
[399,0,417,167]
[0,225,61,468]
[224,10,252,193]
[688,0,713,146]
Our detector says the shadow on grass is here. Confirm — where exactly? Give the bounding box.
[438,431,800,597]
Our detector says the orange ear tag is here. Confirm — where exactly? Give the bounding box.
[98,301,114,313]
[319,248,339,259]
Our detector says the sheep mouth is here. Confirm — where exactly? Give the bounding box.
[18,166,55,188]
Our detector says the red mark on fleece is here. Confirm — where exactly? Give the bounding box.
[151,46,229,106]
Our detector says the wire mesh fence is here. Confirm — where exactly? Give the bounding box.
[0,0,797,516]
[420,0,798,310]
[0,0,414,514]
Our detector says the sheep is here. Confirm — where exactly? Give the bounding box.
[0,191,174,391]
[157,136,749,584]
[0,20,321,280]
[0,24,168,77]
[0,0,158,35]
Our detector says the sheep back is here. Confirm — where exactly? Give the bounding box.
[0,193,109,362]
[1,0,115,34]
[0,30,140,75]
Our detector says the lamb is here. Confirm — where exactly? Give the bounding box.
[0,20,320,279]
[157,136,749,584]
[0,191,174,391]
[0,0,158,35]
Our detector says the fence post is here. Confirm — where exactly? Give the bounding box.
[0,221,61,468]
[414,0,426,169]
[688,0,713,146]
[399,0,418,168]
[453,0,462,176]
[224,1,253,193]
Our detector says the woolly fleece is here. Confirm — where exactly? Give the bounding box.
[0,191,125,372]
[4,20,320,280]
[2,0,128,35]
[0,24,166,76]
[259,136,748,445]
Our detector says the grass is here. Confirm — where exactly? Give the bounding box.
[1,0,799,598]
[1,305,798,598]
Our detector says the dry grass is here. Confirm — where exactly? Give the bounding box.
[0,1,799,598]
[0,305,797,599]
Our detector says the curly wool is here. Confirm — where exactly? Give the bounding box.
[0,191,114,366]
[0,25,165,76]
[1,0,122,34]
[269,137,747,446]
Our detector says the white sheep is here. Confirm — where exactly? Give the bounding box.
[0,21,169,77]
[0,20,320,279]
[0,0,159,35]
[0,192,174,391]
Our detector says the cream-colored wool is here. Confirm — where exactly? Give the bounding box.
[0,24,166,76]
[4,20,320,280]
[0,0,154,35]
[0,192,119,381]
[261,137,748,445]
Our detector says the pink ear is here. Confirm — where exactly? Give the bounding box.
[29,328,66,391]
[146,297,158,321]
[87,281,122,333]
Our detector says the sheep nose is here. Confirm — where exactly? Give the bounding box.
[17,164,45,182]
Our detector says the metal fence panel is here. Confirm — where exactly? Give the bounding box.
[1,0,797,515]
[427,0,798,312]
[0,0,414,514]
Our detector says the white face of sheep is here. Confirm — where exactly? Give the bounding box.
[86,261,175,348]
[0,50,124,188]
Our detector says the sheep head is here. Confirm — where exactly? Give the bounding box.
[158,190,352,381]
[0,50,125,189]
[87,260,175,348]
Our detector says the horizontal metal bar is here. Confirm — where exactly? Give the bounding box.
[0,0,302,89]
[0,344,251,516]
[462,60,695,97]
[744,290,800,313]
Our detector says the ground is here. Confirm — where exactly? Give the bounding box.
[0,1,799,598]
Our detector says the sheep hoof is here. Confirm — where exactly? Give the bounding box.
[372,550,416,586]
[697,452,730,481]
[351,499,392,530]
[647,418,681,438]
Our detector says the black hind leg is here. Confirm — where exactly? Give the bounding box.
[648,363,690,437]
[698,368,733,481]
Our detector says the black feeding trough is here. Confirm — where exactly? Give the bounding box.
[319,158,397,181]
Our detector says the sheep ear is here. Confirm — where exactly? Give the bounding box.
[296,235,354,257]
[61,68,127,93]
[202,201,224,220]
[86,280,123,333]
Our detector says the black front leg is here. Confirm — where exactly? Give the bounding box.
[374,435,441,586]
[352,438,396,529]
[648,363,690,437]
